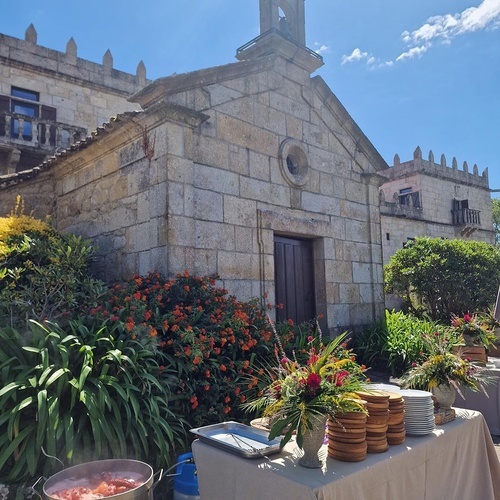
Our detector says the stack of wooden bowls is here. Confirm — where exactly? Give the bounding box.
[386,391,406,445]
[327,409,367,462]
[356,390,390,453]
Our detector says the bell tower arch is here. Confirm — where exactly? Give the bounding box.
[236,0,323,73]
[259,0,306,46]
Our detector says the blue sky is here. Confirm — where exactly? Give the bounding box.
[2,0,499,196]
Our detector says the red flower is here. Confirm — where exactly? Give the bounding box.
[306,373,321,390]
[335,370,349,387]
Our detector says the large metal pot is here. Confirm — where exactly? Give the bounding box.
[43,459,155,500]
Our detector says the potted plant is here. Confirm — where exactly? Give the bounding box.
[242,320,367,468]
[450,312,497,348]
[477,309,500,356]
[400,331,491,410]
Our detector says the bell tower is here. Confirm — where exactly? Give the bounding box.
[236,0,323,73]
[259,0,306,46]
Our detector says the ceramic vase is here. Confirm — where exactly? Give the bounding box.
[462,333,476,347]
[298,414,327,468]
[433,384,456,411]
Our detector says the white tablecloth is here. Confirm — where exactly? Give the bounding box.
[192,409,500,500]
[454,367,500,435]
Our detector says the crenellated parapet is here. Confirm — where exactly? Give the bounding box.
[386,146,489,189]
[0,24,150,95]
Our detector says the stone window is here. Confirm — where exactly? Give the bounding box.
[279,138,310,186]
[398,187,420,208]
[10,87,39,140]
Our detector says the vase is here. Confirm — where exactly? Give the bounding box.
[462,333,476,347]
[298,414,328,468]
[433,384,456,411]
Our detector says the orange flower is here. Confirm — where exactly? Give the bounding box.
[223,406,231,414]
[220,364,227,372]
[193,356,202,365]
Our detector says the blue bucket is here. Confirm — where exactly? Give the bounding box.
[173,452,200,500]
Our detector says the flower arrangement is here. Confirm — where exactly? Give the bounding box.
[450,312,496,347]
[400,330,490,399]
[242,320,367,449]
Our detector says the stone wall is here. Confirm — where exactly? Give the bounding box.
[38,54,388,333]
[0,28,147,132]
[380,147,494,267]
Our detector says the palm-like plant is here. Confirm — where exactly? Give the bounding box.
[0,319,186,483]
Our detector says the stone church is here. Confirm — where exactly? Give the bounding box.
[0,0,493,333]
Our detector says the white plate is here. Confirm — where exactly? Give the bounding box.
[400,389,433,398]
[366,383,402,392]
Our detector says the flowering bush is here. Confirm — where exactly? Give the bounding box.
[88,272,286,427]
[0,197,106,327]
[400,330,490,398]
[242,321,367,448]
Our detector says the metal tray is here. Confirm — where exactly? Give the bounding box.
[190,421,283,459]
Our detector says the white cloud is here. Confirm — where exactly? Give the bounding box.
[314,43,331,55]
[341,47,371,65]
[346,0,500,67]
[396,44,431,62]
[402,0,500,48]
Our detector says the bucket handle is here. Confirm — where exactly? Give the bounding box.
[31,476,47,499]
[151,468,164,491]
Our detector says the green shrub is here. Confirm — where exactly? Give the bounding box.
[384,237,500,321]
[0,210,106,326]
[0,319,186,483]
[353,310,455,377]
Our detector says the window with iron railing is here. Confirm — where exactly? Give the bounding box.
[0,86,57,142]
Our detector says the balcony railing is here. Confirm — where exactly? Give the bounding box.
[0,112,86,151]
[452,208,481,226]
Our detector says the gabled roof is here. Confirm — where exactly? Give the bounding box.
[130,55,278,109]
[0,112,142,189]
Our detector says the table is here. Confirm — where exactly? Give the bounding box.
[192,409,500,500]
[454,367,500,435]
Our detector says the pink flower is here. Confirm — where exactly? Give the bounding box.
[307,354,319,366]
[335,370,349,387]
[307,335,314,342]
[463,314,472,323]
[306,373,321,390]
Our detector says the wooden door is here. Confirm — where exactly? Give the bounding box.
[274,236,315,324]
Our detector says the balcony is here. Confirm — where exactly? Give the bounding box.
[452,207,481,236]
[0,111,86,153]
[452,208,481,226]
[380,190,423,219]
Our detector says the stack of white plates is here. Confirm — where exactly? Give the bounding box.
[400,389,435,436]
[366,383,402,392]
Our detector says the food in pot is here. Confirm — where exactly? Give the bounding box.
[50,471,139,499]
